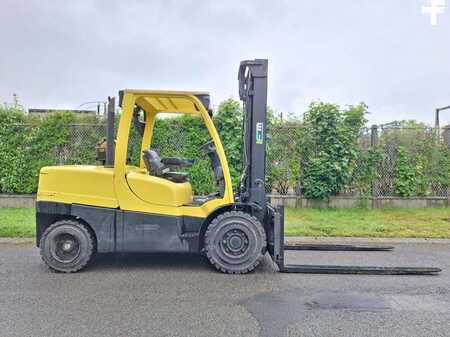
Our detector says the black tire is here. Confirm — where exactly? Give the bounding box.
[39,219,95,273]
[204,211,266,274]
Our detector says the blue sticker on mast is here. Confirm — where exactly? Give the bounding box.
[256,122,263,144]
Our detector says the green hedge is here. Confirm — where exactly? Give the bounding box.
[0,109,78,193]
[1,102,449,199]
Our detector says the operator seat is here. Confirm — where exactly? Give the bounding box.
[142,149,189,183]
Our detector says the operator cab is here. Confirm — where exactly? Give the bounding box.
[121,91,229,208]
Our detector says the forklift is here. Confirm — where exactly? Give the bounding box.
[36,59,441,275]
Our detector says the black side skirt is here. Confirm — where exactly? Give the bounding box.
[36,201,204,253]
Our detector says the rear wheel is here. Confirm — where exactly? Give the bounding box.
[204,211,266,274]
[40,219,95,273]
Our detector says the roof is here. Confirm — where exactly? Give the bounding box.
[119,89,211,114]
[121,89,209,96]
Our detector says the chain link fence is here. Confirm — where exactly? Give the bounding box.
[14,123,450,199]
[265,125,450,198]
[58,124,107,165]
[373,126,450,198]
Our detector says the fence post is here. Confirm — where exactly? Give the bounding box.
[443,126,450,204]
[370,125,380,209]
[443,126,450,149]
[370,124,379,147]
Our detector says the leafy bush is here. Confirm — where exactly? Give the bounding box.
[393,147,417,197]
[436,146,450,189]
[0,108,29,193]
[300,102,368,199]
[0,109,77,193]
[351,147,383,196]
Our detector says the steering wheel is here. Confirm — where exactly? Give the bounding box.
[200,140,215,153]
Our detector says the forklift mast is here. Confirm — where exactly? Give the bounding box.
[237,59,269,219]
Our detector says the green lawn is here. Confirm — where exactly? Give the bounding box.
[285,207,450,238]
[0,208,35,237]
[0,207,449,238]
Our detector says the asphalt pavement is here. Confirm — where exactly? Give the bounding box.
[0,241,449,337]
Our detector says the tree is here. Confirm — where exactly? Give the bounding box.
[300,102,368,199]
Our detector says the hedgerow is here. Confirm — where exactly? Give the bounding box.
[0,102,449,199]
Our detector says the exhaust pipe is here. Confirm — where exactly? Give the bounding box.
[105,96,115,167]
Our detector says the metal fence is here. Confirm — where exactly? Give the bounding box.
[372,125,450,198]
[265,125,450,198]
[58,124,107,165]
[45,124,450,199]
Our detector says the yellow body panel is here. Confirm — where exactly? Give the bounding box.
[37,166,118,208]
[126,168,192,207]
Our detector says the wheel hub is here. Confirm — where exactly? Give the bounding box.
[229,236,242,249]
[221,229,249,256]
[62,240,74,252]
[51,233,81,263]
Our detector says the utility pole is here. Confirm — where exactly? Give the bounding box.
[12,93,18,108]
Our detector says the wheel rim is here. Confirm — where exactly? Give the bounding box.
[50,233,81,263]
[220,228,250,256]
[213,221,259,266]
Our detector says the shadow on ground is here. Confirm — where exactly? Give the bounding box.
[87,252,214,272]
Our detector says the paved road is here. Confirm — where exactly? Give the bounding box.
[0,242,449,337]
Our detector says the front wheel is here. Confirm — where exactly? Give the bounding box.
[204,211,266,274]
[39,219,95,273]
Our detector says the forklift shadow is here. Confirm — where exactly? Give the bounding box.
[88,252,213,272]
[85,252,276,274]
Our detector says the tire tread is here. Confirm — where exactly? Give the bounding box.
[39,219,95,273]
[204,211,266,274]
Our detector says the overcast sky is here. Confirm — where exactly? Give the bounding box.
[0,0,449,125]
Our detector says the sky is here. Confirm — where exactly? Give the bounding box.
[0,0,449,125]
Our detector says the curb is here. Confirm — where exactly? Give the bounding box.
[1,236,449,245]
[0,237,35,245]
[285,236,450,244]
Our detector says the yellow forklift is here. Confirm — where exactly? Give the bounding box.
[36,59,440,275]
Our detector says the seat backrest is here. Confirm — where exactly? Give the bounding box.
[142,150,169,177]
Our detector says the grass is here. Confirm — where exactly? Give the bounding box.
[0,208,35,237]
[285,207,450,238]
[0,207,449,238]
